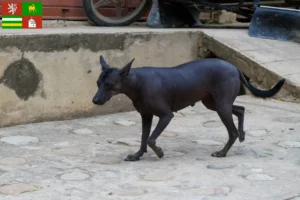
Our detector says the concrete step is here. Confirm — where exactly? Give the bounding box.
[199,29,300,103]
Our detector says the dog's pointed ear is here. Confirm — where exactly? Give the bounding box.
[100,55,109,71]
[120,58,135,77]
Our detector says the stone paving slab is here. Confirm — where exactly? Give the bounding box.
[0,96,300,200]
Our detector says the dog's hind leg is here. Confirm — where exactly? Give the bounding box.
[210,77,240,157]
[203,97,245,143]
[212,103,239,157]
[232,105,245,142]
[203,98,245,144]
[202,96,238,157]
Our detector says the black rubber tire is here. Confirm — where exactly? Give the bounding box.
[83,0,151,26]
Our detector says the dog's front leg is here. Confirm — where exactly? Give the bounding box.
[148,113,174,159]
[125,114,153,161]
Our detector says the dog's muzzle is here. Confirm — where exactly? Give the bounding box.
[92,97,104,105]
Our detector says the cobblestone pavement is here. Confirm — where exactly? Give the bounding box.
[0,96,300,200]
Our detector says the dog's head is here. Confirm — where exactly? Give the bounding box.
[92,55,135,105]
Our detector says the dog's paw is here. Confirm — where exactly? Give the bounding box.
[124,153,141,162]
[154,146,164,158]
[211,150,226,157]
[239,131,246,142]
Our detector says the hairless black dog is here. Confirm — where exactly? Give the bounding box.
[92,55,285,161]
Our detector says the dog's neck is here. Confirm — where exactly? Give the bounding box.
[120,73,139,102]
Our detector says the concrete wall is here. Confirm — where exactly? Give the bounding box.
[0,31,199,128]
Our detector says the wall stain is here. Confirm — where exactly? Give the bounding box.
[0,57,43,101]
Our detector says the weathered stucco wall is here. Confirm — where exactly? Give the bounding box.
[0,31,199,128]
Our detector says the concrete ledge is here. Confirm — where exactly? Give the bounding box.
[0,27,299,128]
[199,30,300,103]
[0,29,199,128]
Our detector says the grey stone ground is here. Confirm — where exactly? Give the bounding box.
[0,95,300,200]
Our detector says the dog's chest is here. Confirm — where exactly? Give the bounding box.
[132,100,149,113]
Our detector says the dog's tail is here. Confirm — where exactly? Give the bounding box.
[238,69,285,98]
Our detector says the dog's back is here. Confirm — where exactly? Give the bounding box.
[131,58,239,111]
